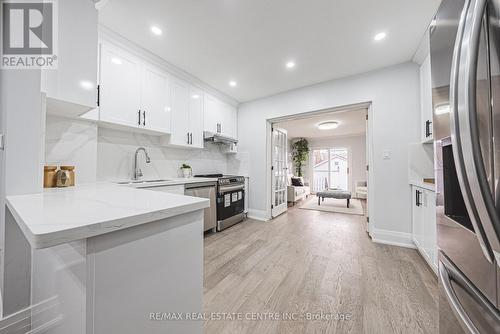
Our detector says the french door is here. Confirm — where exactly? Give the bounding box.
[312,148,349,193]
[271,127,288,217]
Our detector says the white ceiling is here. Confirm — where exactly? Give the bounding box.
[98,0,441,102]
[276,109,367,139]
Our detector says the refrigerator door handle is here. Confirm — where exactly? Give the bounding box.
[439,254,500,334]
[450,0,496,264]
[439,258,480,334]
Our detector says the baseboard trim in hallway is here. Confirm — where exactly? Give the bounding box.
[370,227,416,249]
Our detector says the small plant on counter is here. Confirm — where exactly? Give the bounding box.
[181,163,192,178]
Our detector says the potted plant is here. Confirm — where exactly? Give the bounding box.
[291,138,309,177]
[181,163,192,178]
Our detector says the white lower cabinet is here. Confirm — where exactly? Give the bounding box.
[411,185,437,273]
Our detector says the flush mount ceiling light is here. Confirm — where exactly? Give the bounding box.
[435,104,450,115]
[374,32,386,41]
[317,121,339,130]
[229,80,237,87]
[151,26,163,36]
[191,94,200,99]
[286,61,296,69]
[111,57,122,65]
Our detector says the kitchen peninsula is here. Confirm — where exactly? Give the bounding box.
[6,182,209,334]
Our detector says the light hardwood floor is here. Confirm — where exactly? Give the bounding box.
[203,203,438,334]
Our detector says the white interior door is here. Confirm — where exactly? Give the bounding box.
[272,127,288,217]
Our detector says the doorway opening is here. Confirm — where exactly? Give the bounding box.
[267,102,373,232]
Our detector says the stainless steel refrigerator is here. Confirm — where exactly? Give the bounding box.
[432,0,500,332]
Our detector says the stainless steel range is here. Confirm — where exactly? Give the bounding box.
[194,174,246,231]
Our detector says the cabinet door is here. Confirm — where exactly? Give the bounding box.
[420,55,433,142]
[169,77,190,146]
[41,0,97,108]
[203,93,220,133]
[424,190,437,267]
[99,43,141,127]
[189,87,204,148]
[221,103,237,138]
[141,66,170,133]
[412,187,424,247]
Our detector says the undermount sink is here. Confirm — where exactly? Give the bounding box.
[116,179,173,185]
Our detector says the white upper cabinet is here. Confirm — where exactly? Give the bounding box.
[141,66,171,133]
[204,94,220,134]
[203,93,237,138]
[420,55,433,143]
[189,87,204,148]
[41,0,98,113]
[99,42,142,128]
[169,77,190,146]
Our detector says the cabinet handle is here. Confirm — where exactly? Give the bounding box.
[143,111,146,126]
[97,85,100,107]
[416,190,422,207]
[425,120,433,137]
[190,133,193,145]
[138,110,141,126]
[187,132,190,144]
[219,123,222,133]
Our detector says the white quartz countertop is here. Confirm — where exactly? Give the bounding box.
[409,180,436,192]
[6,182,210,249]
[117,177,219,188]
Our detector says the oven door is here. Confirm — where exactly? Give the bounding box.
[217,184,245,221]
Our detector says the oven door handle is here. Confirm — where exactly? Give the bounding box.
[449,0,494,263]
[219,184,245,193]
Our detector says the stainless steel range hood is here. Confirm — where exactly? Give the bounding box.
[203,131,238,145]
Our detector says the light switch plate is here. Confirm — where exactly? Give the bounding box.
[383,150,391,160]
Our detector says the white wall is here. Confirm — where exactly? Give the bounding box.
[307,134,366,194]
[235,62,420,246]
[1,70,44,316]
[44,116,229,183]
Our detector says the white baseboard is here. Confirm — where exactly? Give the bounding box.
[371,228,416,249]
[247,209,270,222]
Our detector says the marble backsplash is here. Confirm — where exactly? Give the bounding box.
[45,115,231,184]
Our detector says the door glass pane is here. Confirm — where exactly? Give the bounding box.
[329,148,348,190]
[312,149,329,192]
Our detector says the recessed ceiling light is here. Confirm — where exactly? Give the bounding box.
[79,80,94,90]
[286,61,296,69]
[111,57,122,65]
[191,94,200,99]
[374,32,386,41]
[151,26,163,36]
[435,104,450,115]
[229,80,237,87]
[318,121,339,130]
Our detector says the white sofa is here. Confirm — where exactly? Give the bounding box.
[287,176,310,204]
[355,180,367,199]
